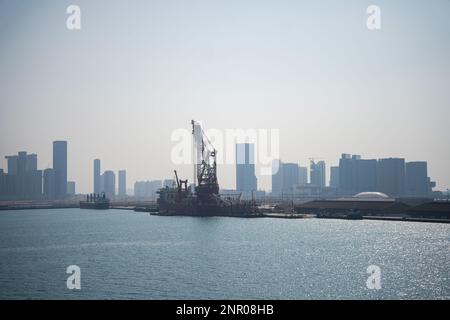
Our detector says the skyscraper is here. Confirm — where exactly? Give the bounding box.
[376,158,405,198]
[13,151,28,198]
[24,153,41,198]
[310,160,326,187]
[338,154,376,195]
[100,173,105,194]
[355,159,377,192]
[4,151,42,199]
[330,166,339,188]
[0,169,15,199]
[339,153,355,195]
[298,166,308,186]
[134,180,162,199]
[236,143,257,197]
[282,163,299,193]
[43,168,55,199]
[93,159,101,194]
[271,159,283,195]
[26,154,37,172]
[5,155,18,175]
[103,170,115,199]
[118,170,126,197]
[53,141,67,198]
[134,181,146,197]
[405,161,429,197]
[26,170,42,198]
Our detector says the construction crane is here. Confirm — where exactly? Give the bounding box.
[191,120,219,204]
[173,170,188,199]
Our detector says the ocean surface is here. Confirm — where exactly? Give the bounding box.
[0,208,448,299]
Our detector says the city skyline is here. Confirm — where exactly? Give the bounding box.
[0,137,444,199]
[1,0,449,193]
[1,0,449,305]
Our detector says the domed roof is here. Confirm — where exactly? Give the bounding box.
[353,192,389,199]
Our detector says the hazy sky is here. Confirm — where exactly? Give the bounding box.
[0,0,449,193]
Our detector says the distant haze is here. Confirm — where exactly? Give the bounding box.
[0,0,449,193]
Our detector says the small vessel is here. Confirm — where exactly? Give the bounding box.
[134,206,158,213]
[80,193,110,209]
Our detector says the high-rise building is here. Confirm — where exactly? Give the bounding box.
[339,154,355,195]
[5,155,18,175]
[330,166,339,188]
[26,154,37,172]
[17,152,27,176]
[15,151,27,197]
[25,153,41,198]
[93,159,101,194]
[43,168,55,199]
[4,152,42,199]
[355,159,377,192]
[376,158,405,198]
[235,143,257,197]
[0,169,16,199]
[298,166,308,186]
[118,170,126,197]
[134,180,162,199]
[282,163,299,193]
[405,161,429,197]
[26,170,42,197]
[100,174,105,194]
[67,181,76,196]
[338,154,376,195]
[338,154,433,198]
[134,181,145,197]
[53,141,67,198]
[103,170,115,199]
[310,160,326,187]
[271,159,283,195]
[3,155,19,199]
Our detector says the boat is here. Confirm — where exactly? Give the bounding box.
[134,206,158,213]
[156,120,259,217]
[80,193,110,209]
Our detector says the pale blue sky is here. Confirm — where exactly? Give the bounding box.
[0,0,449,192]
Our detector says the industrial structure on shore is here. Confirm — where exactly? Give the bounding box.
[157,120,259,217]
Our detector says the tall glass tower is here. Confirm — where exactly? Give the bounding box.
[53,141,67,198]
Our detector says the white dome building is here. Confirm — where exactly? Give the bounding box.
[353,192,390,199]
